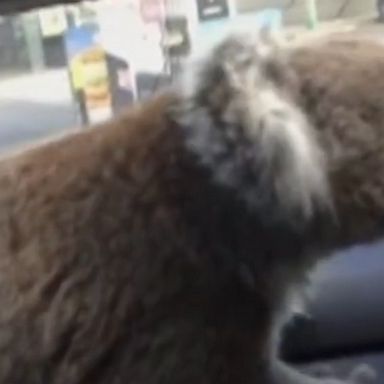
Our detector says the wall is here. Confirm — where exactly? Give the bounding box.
[166,0,376,27]
[235,0,376,25]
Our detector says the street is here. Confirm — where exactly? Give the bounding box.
[0,69,79,153]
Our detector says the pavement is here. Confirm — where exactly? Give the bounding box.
[0,69,80,153]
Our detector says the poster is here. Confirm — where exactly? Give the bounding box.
[64,25,112,124]
[38,6,68,38]
[196,0,230,22]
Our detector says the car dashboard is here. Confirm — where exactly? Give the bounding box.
[282,241,384,379]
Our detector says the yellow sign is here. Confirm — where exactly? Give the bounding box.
[69,46,112,123]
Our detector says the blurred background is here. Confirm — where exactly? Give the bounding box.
[0,0,379,151]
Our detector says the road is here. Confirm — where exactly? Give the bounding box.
[0,69,79,153]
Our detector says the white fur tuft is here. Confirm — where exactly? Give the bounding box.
[176,32,331,225]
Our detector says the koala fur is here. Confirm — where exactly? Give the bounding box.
[0,32,381,384]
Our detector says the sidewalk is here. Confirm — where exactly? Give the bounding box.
[0,68,79,153]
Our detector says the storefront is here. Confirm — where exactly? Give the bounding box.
[0,2,98,77]
[0,15,30,76]
[167,0,375,29]
[233,0,375,24]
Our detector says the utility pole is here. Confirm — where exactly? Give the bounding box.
[306,0,318,29]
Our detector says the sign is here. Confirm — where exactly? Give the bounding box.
[64,25,112,124]
[163,16,190,57]
[81,47,112,123]
[38,6,68,37]
[196,0,230,22]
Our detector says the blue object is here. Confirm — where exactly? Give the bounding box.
[64,25,99,61]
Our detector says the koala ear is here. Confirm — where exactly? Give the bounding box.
[176,32,332,228]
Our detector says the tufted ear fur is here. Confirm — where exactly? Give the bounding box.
[175,32,332,228]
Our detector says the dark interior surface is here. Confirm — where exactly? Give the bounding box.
[282,241,384,379]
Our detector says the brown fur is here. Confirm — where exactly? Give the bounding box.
[0,94,279,383]
[291,37,384,247]
[0,34,382,384]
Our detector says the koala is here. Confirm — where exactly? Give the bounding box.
[0,31,381,384]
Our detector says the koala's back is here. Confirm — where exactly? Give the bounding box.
[0,93,207,384]
[290,36,384,247]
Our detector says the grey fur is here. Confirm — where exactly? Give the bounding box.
[177,33,332,226]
